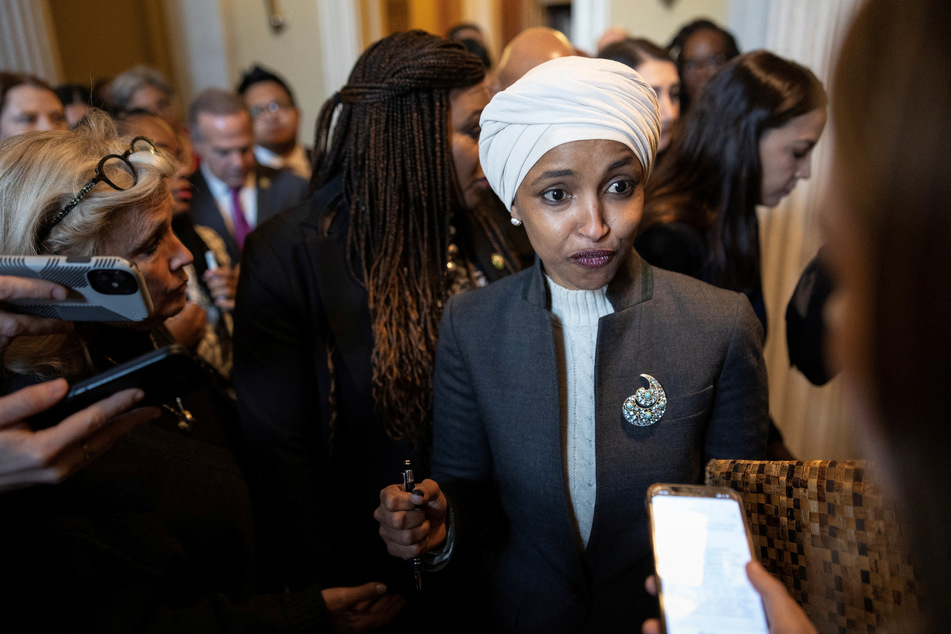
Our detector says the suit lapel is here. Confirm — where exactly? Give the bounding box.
[518,261,600,579]
[189,170,239,263]
[255,165,276,225]
[587,256,657,561]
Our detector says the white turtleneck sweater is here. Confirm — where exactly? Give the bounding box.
[546,275,615,547]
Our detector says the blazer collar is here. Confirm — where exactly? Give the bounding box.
[521,249,654,311]
[300,173,344,233]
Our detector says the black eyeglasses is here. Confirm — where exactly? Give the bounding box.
[683,54,728,74]
[249,100,294,118]
[37,136,156,248]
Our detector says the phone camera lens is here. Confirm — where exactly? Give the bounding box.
[88,269,138,295]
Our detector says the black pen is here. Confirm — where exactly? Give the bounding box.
[401,458,424,592]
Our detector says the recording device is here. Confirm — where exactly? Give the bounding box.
[401,458,424,592]
[65,344,213,410]
[0,255,152,321]
[647,483,769,634]
[32,344,215,430]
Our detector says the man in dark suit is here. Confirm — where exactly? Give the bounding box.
[187,88,308,264]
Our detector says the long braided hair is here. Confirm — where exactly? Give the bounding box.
[311,30,485,449]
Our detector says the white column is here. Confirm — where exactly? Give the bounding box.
[570,0,610,56]
[316,0,361,95]
[0,0,61,81]
[726,0,863,459]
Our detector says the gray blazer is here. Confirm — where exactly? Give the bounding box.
[188,165,308,264]
[432,253,768,633]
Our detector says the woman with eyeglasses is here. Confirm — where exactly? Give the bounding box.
[667,19,740,114]
[0,111,400,632]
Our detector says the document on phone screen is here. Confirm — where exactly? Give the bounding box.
[652,495,769,634]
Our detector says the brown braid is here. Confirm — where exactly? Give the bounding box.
[311,31,485,449]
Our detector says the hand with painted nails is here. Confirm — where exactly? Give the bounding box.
[374,478,449,560]
[0,381,159,493]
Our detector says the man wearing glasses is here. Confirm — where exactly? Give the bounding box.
[237,65,311,181]
[187,88,308,264]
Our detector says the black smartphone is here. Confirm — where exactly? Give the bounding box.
[647,483,769,634]
[64,344,214,411]
[0,255,153,321]
[30,344,215,430]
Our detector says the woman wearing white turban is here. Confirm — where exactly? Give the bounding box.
[376,56,768,632]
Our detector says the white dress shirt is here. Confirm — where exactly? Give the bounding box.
[199,162,258,237]
[254,144,311,181]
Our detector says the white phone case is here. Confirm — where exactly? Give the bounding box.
[0,255,153,321]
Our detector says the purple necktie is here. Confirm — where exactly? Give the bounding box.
[230,187,252,250]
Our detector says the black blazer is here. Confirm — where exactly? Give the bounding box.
[233,179,420,592]
[189,164,308,264]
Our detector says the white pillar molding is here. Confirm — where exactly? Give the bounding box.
[162,0,230,100]
[316,0,361,96]
[0,0,61,82]
[727,0,864,459]
[570,0,610,56]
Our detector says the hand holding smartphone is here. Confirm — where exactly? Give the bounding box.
[0,255,152,321]
[32,344,215,429]
[647,483,769,634]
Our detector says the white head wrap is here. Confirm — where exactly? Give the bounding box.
[479,56,660,211]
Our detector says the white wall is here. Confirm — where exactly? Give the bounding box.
[164,0,355,148]
[0,0,62,80]
[607,0,730,49]
[163,0,230,103]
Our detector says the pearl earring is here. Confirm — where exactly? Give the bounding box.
[510,217,522,227]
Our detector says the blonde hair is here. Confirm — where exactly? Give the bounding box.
[0,109,174,378]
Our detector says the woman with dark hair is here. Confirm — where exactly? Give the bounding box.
[233,30,514,618]
[598,37,681,154]
[375,55,767,632]
[667,18,739,112]
[54,83,93,128]
[645,0,951,631]
[816,0,950,628]
[0,72,67,140]
[637,50,827,333]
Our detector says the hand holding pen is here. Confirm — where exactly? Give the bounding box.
[401,459,424,591]
[374,462,450,586]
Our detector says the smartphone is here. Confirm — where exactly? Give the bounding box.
[0,255,153,321]
[647,483,769,634]
[31,344,215,430]
[65,344,214,411]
